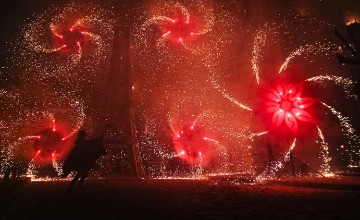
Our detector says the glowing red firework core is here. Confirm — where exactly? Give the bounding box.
[33,128,64,159]
[263,81,317,134]
[54,28,86,52]
[161,18,195,43]
[173,123,211,165]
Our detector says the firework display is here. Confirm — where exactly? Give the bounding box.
[261,81,317,135]
[15,2,114,83]
[0,86,85,178]
[1,0,360,180]
[0,2,114,179]
[133,0,256,176]
[133,0,360,177]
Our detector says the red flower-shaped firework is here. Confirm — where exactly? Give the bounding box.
[263,81,317,134]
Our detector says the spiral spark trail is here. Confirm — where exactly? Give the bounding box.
[1,1,114,178]
[136,0,214,54]
[252,24,278,84]
[321,102,360,166]
[216,12,360,175]
[0,87,85,178]
[279,43,336,74]
[2,1,360,179]
[7,2,114,84]
[306,75,355,99]
[317,126,332,174]
[132,1,255,176]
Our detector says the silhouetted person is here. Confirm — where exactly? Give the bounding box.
[62,128,107,190]
[62,130,87,189]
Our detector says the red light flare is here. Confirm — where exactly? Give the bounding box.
[54,27,86,53]
[179,150,186,156]
[172,122,213,166]
[33,128,64,161]
[161,18,196,43]
[54,33,63,39]
[261,80,317,135]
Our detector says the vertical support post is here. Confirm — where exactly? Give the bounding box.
[290,152,295,176]
[266,143,273,174]
[106,1,145,177]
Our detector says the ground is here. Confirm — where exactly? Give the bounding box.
[1,176,360,219]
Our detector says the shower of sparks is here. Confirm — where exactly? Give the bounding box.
[257,139,297,178]
[1,1,360,179]
[248,131,269,140]
[135,0,214,55]
[0,87,85,178]
[306,75,356,99]
[170,115,230,171]
[7,2,114,85]
[132,2,360,177]
[321,102,360,166]
[317,126,332,175]
[222,13,360,175]
[278,43,335,74]
[132,0,255,177]
[283,138,297,163]
[1,136,40,173]
[209,71,253,112]
[52,155,63,177]
[252,24,278,84]
[0,2,118,178]
[26,156,38,180]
